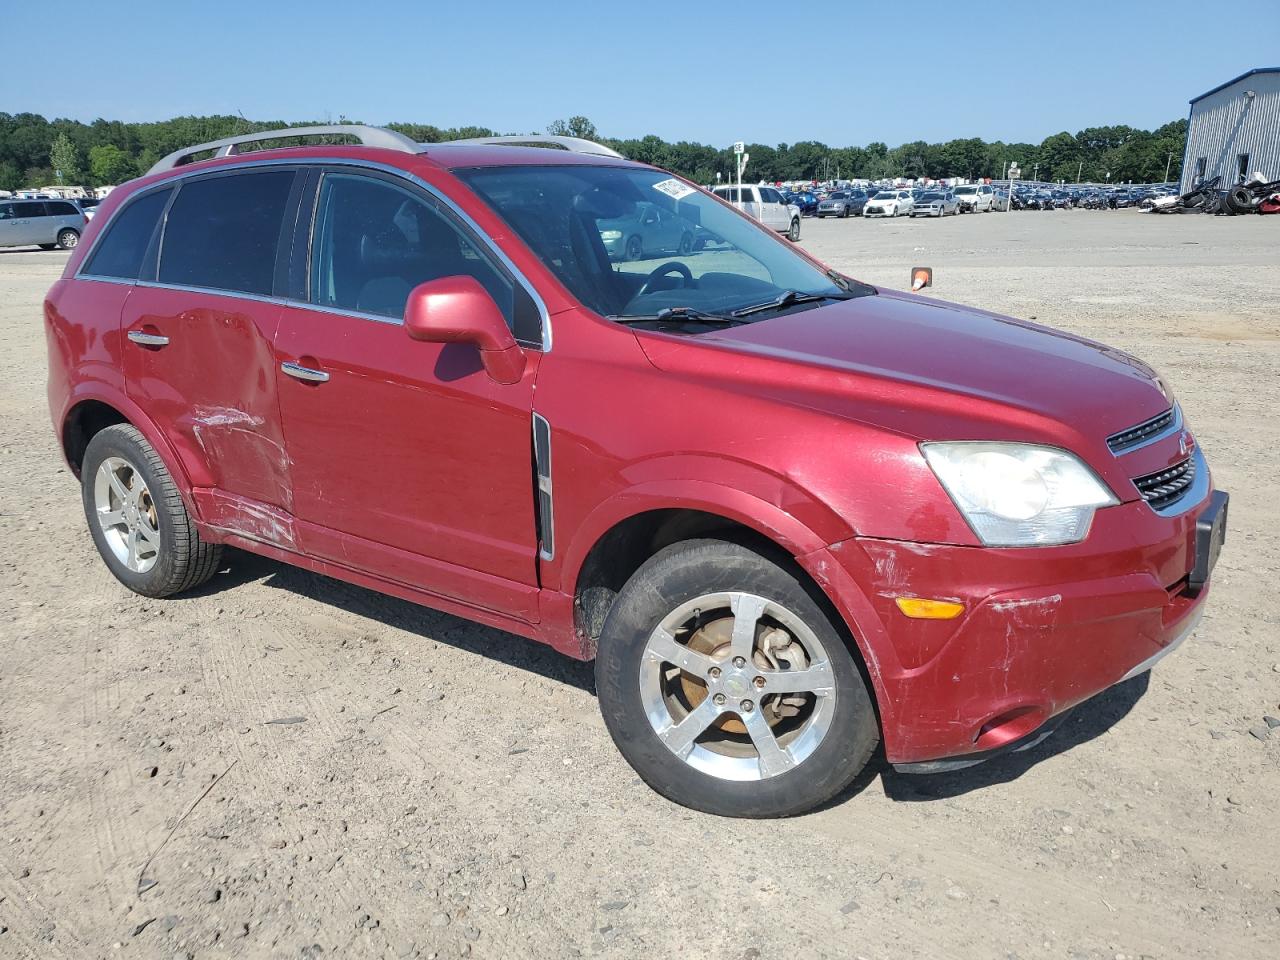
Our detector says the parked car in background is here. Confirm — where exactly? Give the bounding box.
[910,190,958,217]
[816,190,867,218]
[0,198,86,249]
[991,188,1010,211]
[598,201,696,261]
[864,189,914,218]
[784,190,819,216]
[46,124,1227,820]
[75,197,104,220]
[952,184,994,213]
[712,184,801,240]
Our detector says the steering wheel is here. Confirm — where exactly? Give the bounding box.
[636,261,694,299]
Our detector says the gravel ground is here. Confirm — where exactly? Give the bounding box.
[0,209,1277,960]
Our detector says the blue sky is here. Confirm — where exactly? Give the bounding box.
[7,1,1272,146]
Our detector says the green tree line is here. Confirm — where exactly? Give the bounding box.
[0,111,1187,191]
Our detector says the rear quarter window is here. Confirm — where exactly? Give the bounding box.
[82,188,172,281]
[159,170,295,296]
[48,201,81,216]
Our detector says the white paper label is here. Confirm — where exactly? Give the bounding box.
[652,178,697,200]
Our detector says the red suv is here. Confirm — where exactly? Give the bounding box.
[45,126,1227,817]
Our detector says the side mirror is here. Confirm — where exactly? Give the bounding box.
[404,276,526,384]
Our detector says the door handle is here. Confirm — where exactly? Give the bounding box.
[127,330,170,347]
[281,360,329,383]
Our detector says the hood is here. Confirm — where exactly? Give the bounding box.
[635,289,1168,441]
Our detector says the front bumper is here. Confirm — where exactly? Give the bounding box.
[798,490,1222,767]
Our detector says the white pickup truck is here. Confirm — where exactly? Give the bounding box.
[712,185,802,241]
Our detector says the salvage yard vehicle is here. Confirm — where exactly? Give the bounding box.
[910,190,958,217]
[863,189,913,217]
[597,201,696,261]
[0,198,86,249]
[952,183,994,213]
[816,190,866,218]
[45,125,1227,818]
[711,183,802,240]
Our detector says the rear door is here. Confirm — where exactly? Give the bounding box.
[122,167,300,541]
[271,167,543,619]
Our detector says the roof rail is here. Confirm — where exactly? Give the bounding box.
[147,124,419,174]
[447,135,625,159]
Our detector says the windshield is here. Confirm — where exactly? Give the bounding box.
[953,186,976,195]
[458,165,844,322]
[920,193,944,201]
[872,191,896,200]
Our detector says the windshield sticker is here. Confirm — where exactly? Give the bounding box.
[652,178,697,201]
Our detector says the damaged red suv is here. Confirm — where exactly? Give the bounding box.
[45,126,1227,817]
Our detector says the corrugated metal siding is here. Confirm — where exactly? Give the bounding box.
[1181,71,1280,193]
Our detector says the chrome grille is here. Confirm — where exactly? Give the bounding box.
[1134,456,1196,511]
[1107,408,1176,453]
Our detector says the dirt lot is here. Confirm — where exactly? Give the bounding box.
[1,209,1277,960]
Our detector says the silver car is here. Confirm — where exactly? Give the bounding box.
[0,198,87,250]
[910,190,959,217]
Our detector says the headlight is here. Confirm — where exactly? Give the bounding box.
[922,442,1117,546]
[600,230,623,240]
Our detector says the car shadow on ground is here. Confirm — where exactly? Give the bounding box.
[196,549,1151,794]
[203,547,595,693]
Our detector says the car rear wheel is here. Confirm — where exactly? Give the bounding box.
[787,218,801,242]
[596,540,879,817]
[81,424,222,598]
[678,232,693,255]
[57,228,79,250]
[625,235,643,261]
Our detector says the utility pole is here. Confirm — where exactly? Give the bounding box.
[1033,162,1040,183]
[1163,151,1174,184]
[1077,159,1083,184]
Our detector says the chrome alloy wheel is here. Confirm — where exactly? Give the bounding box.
[639,592,836,781]
[93,456,161,573]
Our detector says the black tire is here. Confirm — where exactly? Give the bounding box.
[595,539,879,818]
[81,424,222,597]
[624,235,643,261]
[677,232,693,255]
[1225,186,1254,214]
[787,218,801,242]
[839,205,849,218]
[56,228,79,250]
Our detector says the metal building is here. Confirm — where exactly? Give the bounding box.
[1180,67,1280,193]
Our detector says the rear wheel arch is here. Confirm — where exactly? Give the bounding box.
[61,396,206,522]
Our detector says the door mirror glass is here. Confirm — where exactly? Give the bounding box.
[404,276,526,384]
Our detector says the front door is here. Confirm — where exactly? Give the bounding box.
[272,170,542,620]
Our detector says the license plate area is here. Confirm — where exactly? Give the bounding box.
[1188,490,1228,594]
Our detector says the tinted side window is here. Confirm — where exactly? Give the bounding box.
[13,202,47,218]
[159,170,294,296]
[83,188,172,281]
[49,201,80,216]
[310,173,515,326]
[0,205,12,221]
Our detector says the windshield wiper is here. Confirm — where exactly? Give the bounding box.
[611,306,741,326]
[730,290,852,318]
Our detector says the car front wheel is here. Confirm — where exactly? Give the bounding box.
[787,218,801,242]
[57,228,79,249]
[595,540,879,817]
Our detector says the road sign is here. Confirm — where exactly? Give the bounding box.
[1009,165,1020,178]
[733,141,745,155]
[737,153,749,178]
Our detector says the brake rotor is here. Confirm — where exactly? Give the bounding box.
[677,616,810,735]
